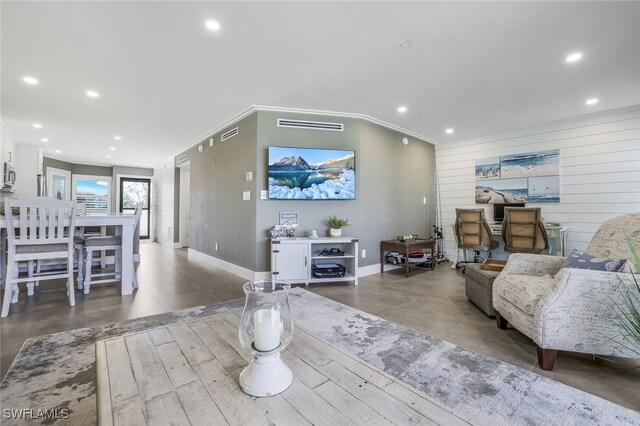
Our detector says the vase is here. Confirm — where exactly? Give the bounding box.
[330,228,342,238]
[238,280,293,397]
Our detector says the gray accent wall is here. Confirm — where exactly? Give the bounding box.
[179,110,436,274]
[255,111,435,271]
[42,157,154,211]
[183,113,259,270]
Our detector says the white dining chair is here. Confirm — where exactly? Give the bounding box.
[81,203,142,294]
[1,197,77,317]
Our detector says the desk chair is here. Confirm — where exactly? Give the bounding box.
[454,208,499,271]
[502,207,549,254]
[1,198,77,317]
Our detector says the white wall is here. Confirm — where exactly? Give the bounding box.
[436,107,640,258]
[1,120,17,168]
[152,158,176,245]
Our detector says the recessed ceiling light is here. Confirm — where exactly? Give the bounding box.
[113,135,122,140]
[585,98,599,106]
[397,106,408,113]
[33,123,43,129]
[23,76,39,85]
[205,20,221,31]
[397,39,414,49]
[109,146,116,151]
[565,52,583,63]
[54,150,62,154]
[86,90,99,98]
[445,128,454,134]
[106,155,112,159]
[41,138,49,142]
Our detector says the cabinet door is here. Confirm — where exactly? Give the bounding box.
[274,243,308,281]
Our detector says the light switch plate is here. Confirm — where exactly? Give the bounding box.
[243,191,251,201]
[245,172,253,181]
[209,138,214,147]
[261,190,268,200]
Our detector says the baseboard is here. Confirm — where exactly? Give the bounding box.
[359,263,400,277]
[187,248,265,281]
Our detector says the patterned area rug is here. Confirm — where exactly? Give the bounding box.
[1,288,638,425]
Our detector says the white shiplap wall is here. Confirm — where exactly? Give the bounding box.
[152,159,175,245]
[436,107,640,258]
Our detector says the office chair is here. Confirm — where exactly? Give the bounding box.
[454,208,499,272]
[502,207,549,254]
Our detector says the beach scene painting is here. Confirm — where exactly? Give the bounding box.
[476,178,528,204]
[268,146,356,200]
[501,149,559,179]
[475,156,501,180]
[528,176,560,203]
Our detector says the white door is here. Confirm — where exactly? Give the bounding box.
[274,243,308,281]
[46,167,71,200]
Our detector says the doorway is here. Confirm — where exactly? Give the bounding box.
[179,164,191,248]
[119,177,151,239]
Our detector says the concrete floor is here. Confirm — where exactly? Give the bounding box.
[1,242,639,411]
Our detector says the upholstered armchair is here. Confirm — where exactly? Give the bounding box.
[493,213,640,370]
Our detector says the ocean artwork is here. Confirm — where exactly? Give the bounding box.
[528,176,560,203]
[268,146,356,200]
[501,149,559,179]
[475,156,501,180]
[475,178,528,204]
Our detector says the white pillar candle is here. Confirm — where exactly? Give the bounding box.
[253,308,281,351]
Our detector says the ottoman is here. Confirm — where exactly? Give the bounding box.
[464,263,501,317]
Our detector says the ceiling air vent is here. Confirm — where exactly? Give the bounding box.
[277,118,343,132]
[221,127,239,142]
[176,153,187,164]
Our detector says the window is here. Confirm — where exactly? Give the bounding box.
[72,175,112,214]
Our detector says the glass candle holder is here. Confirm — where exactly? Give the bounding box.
[238,280,293,397]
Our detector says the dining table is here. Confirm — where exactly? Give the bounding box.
[0,213,139,295]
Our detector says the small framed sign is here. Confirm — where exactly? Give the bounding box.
[279,212,299,228]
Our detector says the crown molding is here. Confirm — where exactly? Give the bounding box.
[173,105,435,158]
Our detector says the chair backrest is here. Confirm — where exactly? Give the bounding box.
[133,203,143,255]
[586,213,640,260]
[501,207,549,254]
[6,197,77,247]
[454,208,496,250]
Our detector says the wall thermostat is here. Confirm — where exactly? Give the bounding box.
[245,172,253,181]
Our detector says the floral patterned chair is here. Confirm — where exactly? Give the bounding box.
[492,213,640,370]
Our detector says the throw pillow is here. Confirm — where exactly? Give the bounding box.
[561,250,633,273]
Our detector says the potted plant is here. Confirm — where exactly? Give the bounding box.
[618,237,640,355]
[324,215,349,238]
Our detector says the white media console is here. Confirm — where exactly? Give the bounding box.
[270,237,359,285]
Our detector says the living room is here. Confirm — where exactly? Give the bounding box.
[1,2,639,425]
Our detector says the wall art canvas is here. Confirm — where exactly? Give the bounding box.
[475,178,528,204]
[528,176,560,203]
[500,149,559,179]
[475,156,501,180]
[268,146,355,200]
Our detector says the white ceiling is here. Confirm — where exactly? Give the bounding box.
[2,2,639,168]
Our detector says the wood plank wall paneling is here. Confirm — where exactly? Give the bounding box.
[435,108,640,256]
[152,159,176,244]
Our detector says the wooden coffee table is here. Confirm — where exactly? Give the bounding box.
[96,313,467,425]
[380,239,436,277]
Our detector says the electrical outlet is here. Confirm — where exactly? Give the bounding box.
[261,190,268,200]
[362,249,366,258]
[215,243,219,251]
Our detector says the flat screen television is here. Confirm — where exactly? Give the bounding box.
[494,203,525,223]
[268,146,355,200]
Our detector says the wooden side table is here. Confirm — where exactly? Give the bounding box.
[380,239,436,277]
